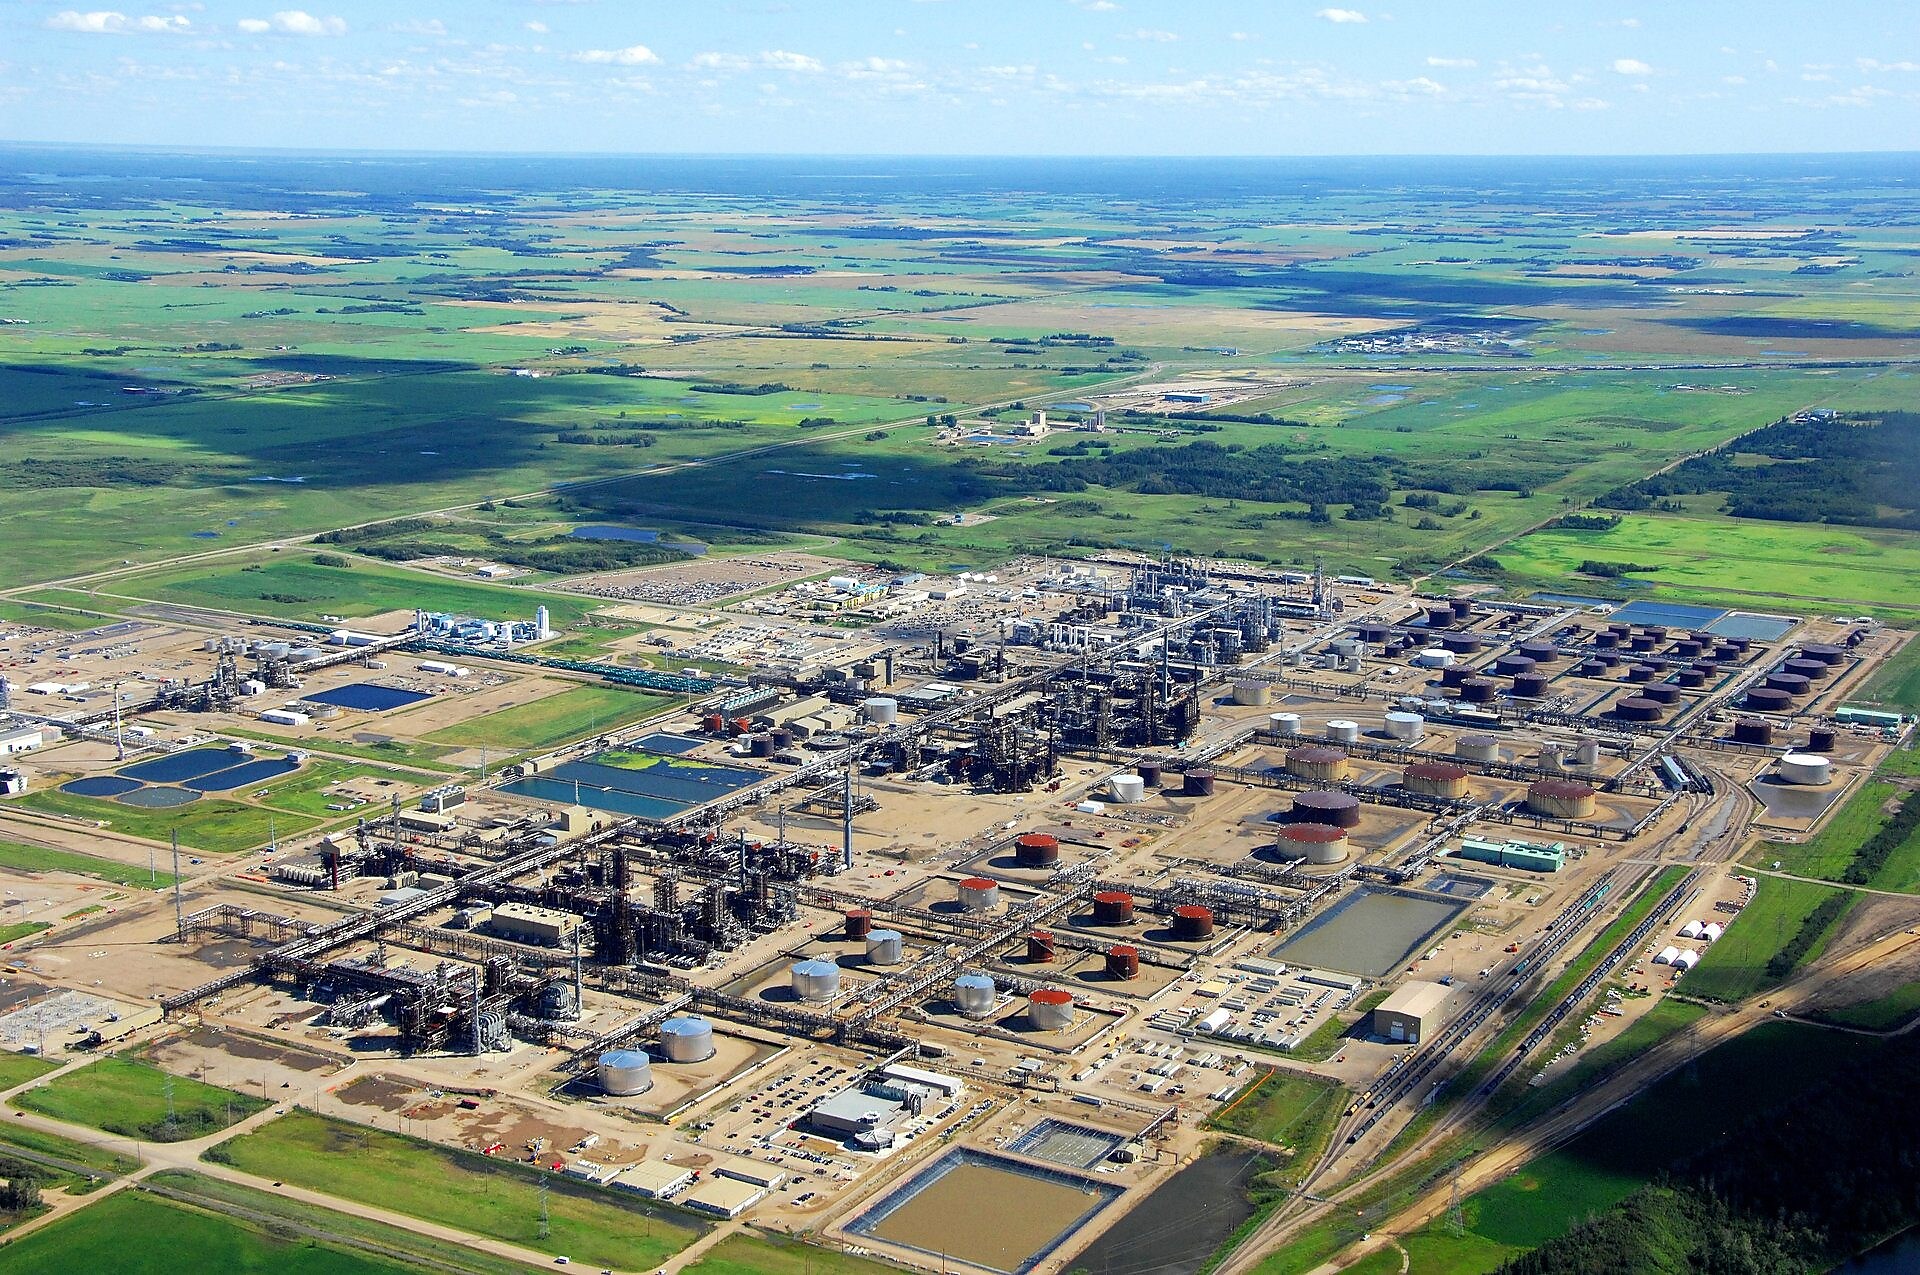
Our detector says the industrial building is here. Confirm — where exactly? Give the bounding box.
[681,1175,768,1218]
[486,902,583,946]
[614,1161,695,1199]
[0,726,45,755]
[1373,981,1449,1044]
[1452,836,1566,873]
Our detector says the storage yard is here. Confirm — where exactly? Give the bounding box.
[0,556,1911,1275]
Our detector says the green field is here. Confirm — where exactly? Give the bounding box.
[423,683,677,751]
[683,1232,914,1275]
[1674,877,1851,1002]
[13,1057,267,1142]
[0,838,179,889]
[1208,1070,1345,1184]
[211,1110,703,1270]
[1497,997,1708,1129]
[0,1189,423,1275]
[1492,512,1920,617]
[1749,780,1900,881]
[0,922,51,947]
[0,1053,60,1091]
[7,786,321,856]
[1810,982,1920,1031]
[1858,635,1920,713]
[0,1122,140,1179]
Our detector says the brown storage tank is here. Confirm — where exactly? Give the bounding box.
[1513,672,1550,698]
[1403,761,1471,799]
[1092,891,1136,925]
[1745,687,1794,712]
[1643,683,1681,704]
[702,713,727,734]
[1137,762,1163,787]
[749,734,775,758]
[1732,718,1775,745]
[1014,833,1061,867]
[1594,631,1620,650]
[1675,640,1703,659]
[1276,823,1351,864]
[1171,905,1215,941]
[1183,770,1217,797]
[1460,676,1498,703]
[1615,696,1665,722]
[1518,641,1560,664]
[1783,658,1829,681]
[1027,930,1056,963]
[1440,665,1472,688]
[1291,790,1362,828]
[1286,746,1351,783]
[1675,668,1707,688]
[1425,606,1456,629]
[1449,598,1476,621]
[1440,633,1482,654]
[1528,778,1598,819]
[1767,672,1812,697]
[844,909,873,940]
[1807,727,1838,753]
[1105,944,1141,980]
[1799,643,1845,666]
[1626,663,1658,683]
[1495,653,1538,677]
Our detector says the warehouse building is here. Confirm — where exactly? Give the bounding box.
[1452,836,1566,873]
[682,1175,767,1218]
[487,902,583,946]
[612,1160,694,1199]
[1373,981,1449,1044]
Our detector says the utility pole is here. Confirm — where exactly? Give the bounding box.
[171,832,184,939]
[111,681,125,761]
[841,763,855,872]
[538,1176,551,1240]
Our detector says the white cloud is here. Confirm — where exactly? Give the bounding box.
[1123,27,1178,41]
[1859,57,1920,72]
[238,11,347,37]
[761,49,823,72]
[46,11,190,33]
[1611,58,1652,75]
[688,49,822,73]
[1069,0,1120,9]
[1316,8,1368,24]
[524,20,548,34]
[1722,74,1747,84]
[387,18,447,37]
[572,44,660,65]
[1425,56,1475,68]
[1386,76,1446,95]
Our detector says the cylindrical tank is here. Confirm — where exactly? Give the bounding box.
[1015,833,1060,867]
[1403,761,1471,799]
[1441,665,1473,688]
[1675,640,1703,659]
[1269,712,1303,737]
[1424,606,1456,629]
[1291,790,1361,828]
[1413,647,1456,669]
[1028,988,1076,1031]
[1171,905,1215,941]
[1777,753,1833,786]
[1092,891,1135,925]
[1277,823,1350,864]
[1357,624,1391,644]
[1528,779,1597,819]
[1440,633,1482,654]
[1286,746,1351,783]
[957,877,1001,912]
[1767,672,1812,697]
[660,1016,716,1063]
[1626,663,1658,683]
[1512,673,1550,699]
[1643,683,1681,705]
[702,713,727,734]
[749,733,775,758]
[1449,598,1476,621]
[1460,677,1498,703]
[1105,945,1141,980]
[1110,773,1147,803]
[844,908,873,940]
[1675,668,1707,688]
[861,697,898,725]
[1182,770,1216,797]
[1807,727,1838,754]
[1456,734,1502,764]
[1594,631,1620,650]
[1325,719,1361,744]
[1231,680,1271,707]
[596,1049,655,1097]
[1027,930,1056,963]
[1518,641,1559,664]
[954,972,998,1019]
[1137,762,1163,787]
[1733,718,1776,745]
[1572,738,1602,768]
[1384,710,1425,742]
[792,958,842,1003]
[1799,643,1845,666]
[866,928,904,965]
[1745,687,1794,713]
[1615,696,1665,722]
[1783,658,1829,682]
[1330,638,1362,658]
[1631,633,1657,652]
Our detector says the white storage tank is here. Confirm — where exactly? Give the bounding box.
[1231,681,1271,707]
[1325,719,1360,745]
[1330,638,1362,658]
[1109,773,1147,803]
[1413,648,1456,669]
[957,877,1002,912]
[954,972,998,1019]
[1268,712,1302,737]
[659,1015,716,1063]
[1456,735,1502,764]
[791,959,842,1003]
[1384,711,1425,743]
[596,1049,655,1096]
[1028,988,1076,1032]
[1777,753,1832,786]
[862,697,899,725]
[866,929,904,966]
[1572,738,1602,769]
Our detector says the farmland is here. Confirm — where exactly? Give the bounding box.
[0,839,179,888]
[1681,876,1854,1003]
[423,683,678,751]
[13,1057,267,1142]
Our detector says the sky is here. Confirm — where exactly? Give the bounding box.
[2,0,1916,155]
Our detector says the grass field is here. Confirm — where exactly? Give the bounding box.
[1810,982,1920,1031]
[423,683,677,751]
[1858,634,1920,713]
[0,922,51,947]
[0,1053,60,1091]
[1493,512,1920,617]
[13,1057,267,1143]
[0,838,179,889]
[1677,876,1851,1002]
[0,1189,422,1275]
[7,786,321,856]
[1497,997,1708,1128]
[1208,1071,1345,1184]
[0,1121,140,1179]
[1749,781,1900,882]
[683,1232,914,1275]
[211,1110,702,1270]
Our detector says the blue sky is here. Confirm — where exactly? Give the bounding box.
[3,1,1915,154]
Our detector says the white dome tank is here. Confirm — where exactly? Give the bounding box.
[1325,719,1361,745]
[791,958,842,1003]
[596,1049,654,1096]
[1384,711,1425,742]
[954,972,998,1019]
[865,929,904,966]
[862,697,899,725]
[1777,753,1832,786]
[659,1015,716,1063]
[1109,773,1147,803]
[1413,648,1455,669]
[1269,712,1302,736]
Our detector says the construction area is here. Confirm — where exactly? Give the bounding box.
[0,555,1912,1275]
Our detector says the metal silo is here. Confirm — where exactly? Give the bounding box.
[1325,719,1360,744]
[954,972,998,1019]
[596,1049,655,1096]
[791,958,842,1002]
[957,877,1001,912]
[865,929,905,965]
[659,1015,716,1063]
[1028,988,1076,1031]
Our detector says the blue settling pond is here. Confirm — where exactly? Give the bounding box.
[121,748,250,784]
[568,526,709,555]
[301,684,432,712]
[1707,613,1798,642]
[633,733,705,755]
[1608,600,1728,629]
[501,750,763,821]
[186,757,300,792]
[117,786,200,808]
[61,776,143,798]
